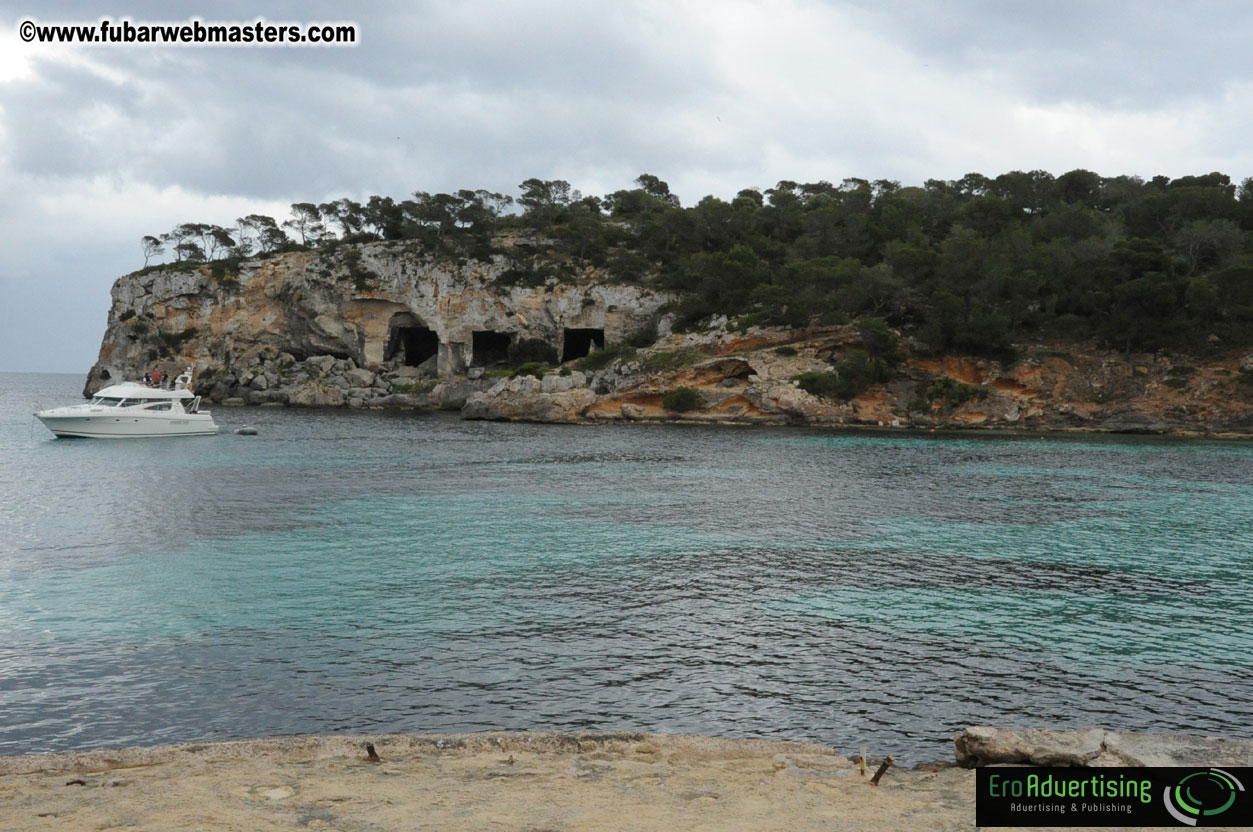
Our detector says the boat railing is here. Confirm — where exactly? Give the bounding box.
[141,368,194,391]
[140,378,183,390]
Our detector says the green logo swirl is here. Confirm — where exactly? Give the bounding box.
[1163,768,1244,826]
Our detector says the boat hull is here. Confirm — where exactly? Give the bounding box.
[35,413,218,438]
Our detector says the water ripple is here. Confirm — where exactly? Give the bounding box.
[0,373,1250,763]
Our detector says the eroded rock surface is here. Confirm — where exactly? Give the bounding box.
[85,243,673,407]
[85,247,1252,435]
[954,726,1253,768]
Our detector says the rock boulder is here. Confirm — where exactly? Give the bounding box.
[286,382,345,407]
[954,726,1104,767]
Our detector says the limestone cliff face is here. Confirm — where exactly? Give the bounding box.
[85,245,1252,436]
[86,241,673,404]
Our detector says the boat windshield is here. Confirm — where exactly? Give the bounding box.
[89,396,124,407]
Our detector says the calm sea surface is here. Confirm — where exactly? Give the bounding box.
[1,372,1250,763]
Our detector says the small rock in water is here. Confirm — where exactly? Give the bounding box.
[235,427,258,435]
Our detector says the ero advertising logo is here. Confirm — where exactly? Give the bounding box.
[1164,768,1246,826]
[976,766,1252,827]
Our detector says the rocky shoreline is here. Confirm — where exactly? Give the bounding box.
[188,326,1252,439]
[3,728,1249,831]
[952,726,1253,768]
[459,328,1253,437]
[84,248,1252,438]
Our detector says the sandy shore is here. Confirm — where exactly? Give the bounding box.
[5,731,1242,832]
[0,732,958,831]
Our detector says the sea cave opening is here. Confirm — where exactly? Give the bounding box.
[472,330,513,366]
[561,328,604,362]
[384,313,439,368]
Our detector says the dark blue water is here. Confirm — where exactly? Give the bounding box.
[1,372,1250,763]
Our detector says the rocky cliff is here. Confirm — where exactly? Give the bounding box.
[87,244,1252,436]
[86,241,673,408]
[464,327,1253,436]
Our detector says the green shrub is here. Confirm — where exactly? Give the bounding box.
[855,318,902,365]
[605,249,650,284]
[907,394,932,413]
[210,258,242,289]
[837,349,882,387]
[662,386,705,411]
[625,319,660,348]
[511,362,551,379]
[793,371,858,401]
[774,345,798,357]
[575,343,637,371]
[391,380,437,395]
[341,249,377,292]
[508,338,558,366]
[1036,349,1077,366]
[923,377,988,408]
[641,349,701,372]
[496,262,560,288]
[731,310,768,332]
[793,350,886,401]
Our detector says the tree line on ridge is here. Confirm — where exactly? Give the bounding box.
[140,170,1253,356]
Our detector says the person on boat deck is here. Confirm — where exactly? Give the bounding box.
[143,372,152,385]
[151,369,163,386]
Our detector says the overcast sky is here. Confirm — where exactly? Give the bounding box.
[2,0,1251,373]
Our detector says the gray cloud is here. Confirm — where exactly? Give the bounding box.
[1,1,1252,372]
[842,0,1253,108]
[4,2,724,202]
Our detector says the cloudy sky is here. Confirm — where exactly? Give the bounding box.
[2,0,1251,373]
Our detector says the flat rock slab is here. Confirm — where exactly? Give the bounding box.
[1102,731,1253,767]
[955,726,1253,768]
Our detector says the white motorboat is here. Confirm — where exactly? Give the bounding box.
[35,368,218,438]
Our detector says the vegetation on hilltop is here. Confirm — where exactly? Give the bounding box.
[140,171,1253,356]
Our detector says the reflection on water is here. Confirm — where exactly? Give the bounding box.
[0,372,1250,763]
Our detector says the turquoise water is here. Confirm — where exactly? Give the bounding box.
[1,372,1250,762]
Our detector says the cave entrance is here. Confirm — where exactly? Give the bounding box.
[390,328,439,367]
[472,330,513,366]
[384,313,439,367]
[561,328,604,362]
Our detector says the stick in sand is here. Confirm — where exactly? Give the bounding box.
[869,756,894,786]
